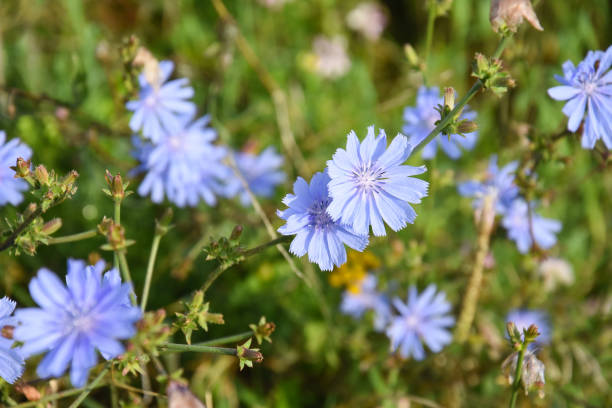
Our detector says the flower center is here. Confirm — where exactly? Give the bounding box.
[144,94,157,108]
[71,314,95,333]
[405,314,419,329]
[308,199,333,230]
[352,162,385,194]
[168,135,183,151]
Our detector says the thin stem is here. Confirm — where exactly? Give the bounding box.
[117,251,137,305]
[161,343,237,357]
[194,331,252,347]
[12,382,109,408]
[67,366,110,408]
[412,35,512,155]
[46,229,97,245]
[141,234,162,312]
[113,200,121,270]
[201,263,233,295]
[240,235,292,257]
[0,206,43,252]
[509,347,527,408]
[423,1,437,84]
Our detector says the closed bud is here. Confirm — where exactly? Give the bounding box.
[41,218,62,235]
[230,225,243,241]
[105,170,125,201]
[155,208,173,236]
[62,170,79,187]
[97,216,113,235]
[443,87,455,110]
[167,381,206,408]
[524,324,540,343]
[1,325,14,339]
[12,157,31,179]
[24,203,38,218]
[490,0,543,33]
[457,121,478,134]
[404,44,420,67]
[34,165,50,186]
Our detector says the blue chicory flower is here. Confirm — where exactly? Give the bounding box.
[277,172,368,271]
[340,274,391,331]
[502,199,562,254]
[403,86,478,159]
[126,60,197,143]
[458,155,519,215]
[132,116,228,207]
[225,147,286,206]
[386,284,455,360]
[326,126,429,237]
[0,297,24,384]
[14,259,142,387]
[0,131,32,206]
[548,45,612,149]
[506,308,551,347]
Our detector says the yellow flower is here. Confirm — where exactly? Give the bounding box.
[328,251,380,293]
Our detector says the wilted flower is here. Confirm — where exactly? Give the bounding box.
[277,172,368,271]
[14,259,142,387]
[458,155,519,215]
[126,60,197,143]
[346,2,387,41]
[506,309,551,347]
[490,0,543,33]
[311,36,351,79]
[0,297,24,384]
[538,258,574,291]
[502,350,546,396]
[0,131,32,206]
[548,45,612,149]
[132,116,228,207]
[502,199,562,253]
[326,126,429,236]
[341,274,391,331]
[386,285,455,360]
[403,86,478,160]
[225,147,286,206]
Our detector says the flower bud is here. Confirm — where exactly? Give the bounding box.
[41,218,62,235]
[457,120,479,134]
[167,381,206,408]
[443,87,455,110]
[490,0,543,33]
[403,44,420,68]
[104,170,126,201]
[34,165,50,186]
[155,208,173,236]
[12,157,32,179]
[1,325,14,339]
[230,225,243,241]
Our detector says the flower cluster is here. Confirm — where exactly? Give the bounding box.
[128,59,285,208]
[277,126,428,270]
[548,45,612,150]
[459,155,561,253]
[0,130,32,206]
[12,259,142,387]
[403,86,478,160]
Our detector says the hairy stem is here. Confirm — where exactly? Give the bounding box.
[509,347,527,408]
[161,343,237,357]
[412,35,512,155]
[46,229,98,245]
[141,234,162,312]
[0,206,43,252]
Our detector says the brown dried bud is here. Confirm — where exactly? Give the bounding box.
[1,325,14,339]
[34,165,50,186]
[15,383,41,402]
[167,381,206,408]
[443,87,455,110]
[133,47,162,89]
[490,0,543,33]
[230,225,243,241]
[41,218,63,235]
[239,347,264,364]
[12,157,31,179]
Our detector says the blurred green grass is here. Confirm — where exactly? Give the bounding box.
[0,0,611,406]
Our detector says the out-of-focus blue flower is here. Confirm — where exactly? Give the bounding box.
[126,60,197,143]
[0,297,24,384]
[326,126,428,237]
[458,155,519,215]
[0,131,32,206]
[506,309,551,347]
[502,199,562,254]
[132,116,228,207]
[548,46,612,149]
[225,147,286,206]
[277,172,368,271]
[403,86,478,159]
[341,274,391,331]
[14,259,142,387]
[386,284,454,360]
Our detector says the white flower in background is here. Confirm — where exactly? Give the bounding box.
[312,36,351,79]
[346,2,388,41]
[538,258,574,291]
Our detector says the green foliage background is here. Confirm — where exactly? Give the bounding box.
[0,0,610,406]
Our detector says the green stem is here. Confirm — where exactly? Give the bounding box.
[240,235,292,257]
[412,35,512,156]
[117,251,136,305]
[193,331,252,347]
[113,200,121,270]
[47,229,98,245]
[509,347,527,408]
[141,234,162,312]
[423,0,437,84]
[12,382,109,408]
[67,366,110,408]
[161,342,237,356]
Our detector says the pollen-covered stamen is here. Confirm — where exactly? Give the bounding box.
[352,162,386,194]
[308,199,334,230]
